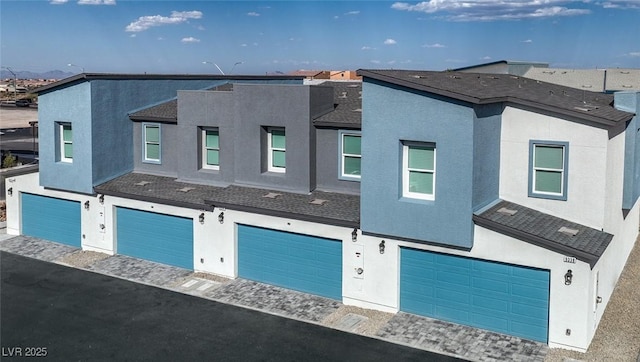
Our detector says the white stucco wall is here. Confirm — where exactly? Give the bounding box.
[500,106,609,230]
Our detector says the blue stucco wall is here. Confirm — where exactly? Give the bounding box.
[360,80,477,248]
[39,82,94,194]
[615,91,640,210]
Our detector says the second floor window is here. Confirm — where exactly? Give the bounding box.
[202,128,220,170]
[529,141,568,200]
[143,123,161,163]
[268,127,286,173]
[340,131,361,180]
[60,123,73,163]
[403,142,436,200]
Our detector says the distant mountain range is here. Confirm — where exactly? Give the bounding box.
[0,70,74,80]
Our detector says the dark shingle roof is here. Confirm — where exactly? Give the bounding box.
[313,81,362,128]
[357,69,634,132]
[473,200,613,268]
[129,99,177,123]
[94,172,359,228]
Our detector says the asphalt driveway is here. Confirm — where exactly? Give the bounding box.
[1,252,465,361]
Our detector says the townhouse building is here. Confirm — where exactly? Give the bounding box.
[5,70,639,351]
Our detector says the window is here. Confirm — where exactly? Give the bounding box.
[403,142,436,200]
[340,131,361,180]
[143,123,161,163]
[529,141,568,200]
[59,123,73,163]
[202,128,219,170]
[267,127,285,172]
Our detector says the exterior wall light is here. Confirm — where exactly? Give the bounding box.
[199,213,205,224]
[84,201,90,210]
[218,212,224,224]
[379,240,385,254]
[7,187,13,196]
[351,228,358,242]
[98,194,104,204]
[564,270,573,285]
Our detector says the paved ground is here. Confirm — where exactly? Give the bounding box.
[2,251,462,362]
[0,107,38,129]
[0,234,549,361]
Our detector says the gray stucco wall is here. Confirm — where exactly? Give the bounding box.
[360,80,477,249]
[233,84,316,193]
[175,88,236,185]
[315,128,361,194]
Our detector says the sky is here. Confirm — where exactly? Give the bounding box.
[1,0,639,75]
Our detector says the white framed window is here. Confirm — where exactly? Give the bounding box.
[340,131,361,180]
[529,141,568,200]
[202,128,220,170]
[59,122,73,163]
[267,127,285,173]
[143,123,161,163]
[402,142,436,200]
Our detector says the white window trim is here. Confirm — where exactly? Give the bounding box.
[531,143,566,197]
[143,123,161,164]
[340,131,361,180]
[267,127,285,173]
[402,143,436,201]
[202,128,220,170]
[59,122,72,163]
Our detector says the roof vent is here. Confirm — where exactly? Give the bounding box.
[412,75,423,79]
[581,84,593,88]
[558,226,579,236]
[262,192,281,199]
[309,198,328,205]
[177,187,195,193]
[574,106,591,112]
[352,108,362,112]
[497,207,518,216]
[339,92,348,98]
[134,181,151,186]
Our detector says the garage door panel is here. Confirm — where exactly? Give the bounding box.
[238,225,342,300]
[116,207,193,269]
[21,193,81,247]
[473,277,509,293]
[401,247,549,343]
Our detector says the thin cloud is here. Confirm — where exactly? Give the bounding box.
[600,1,640,9]
[522,39,533,43]
[370,60,382,64]
[247,12,260,16]
[482,56,492,60]
[391,1,592,21]
[125,11,203,32]
[629,52,640,57]
[344,11,360,15]
[422,43,445,48]
[384,39,397,45]
[361,46,376,50]
[78,0,116,4]
[181,37,200,43]
[50,0,69,4]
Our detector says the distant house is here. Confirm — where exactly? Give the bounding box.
[5,69,639,352]
[456,60,640,92]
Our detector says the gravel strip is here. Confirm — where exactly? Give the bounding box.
[322,305,395,336]
[545,234,640,362]
[59,250,111,269]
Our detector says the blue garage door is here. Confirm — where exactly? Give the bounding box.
[22,193,81,247]
[116,207,193,269]
[400,247,549,342]
[238,225,342,300]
